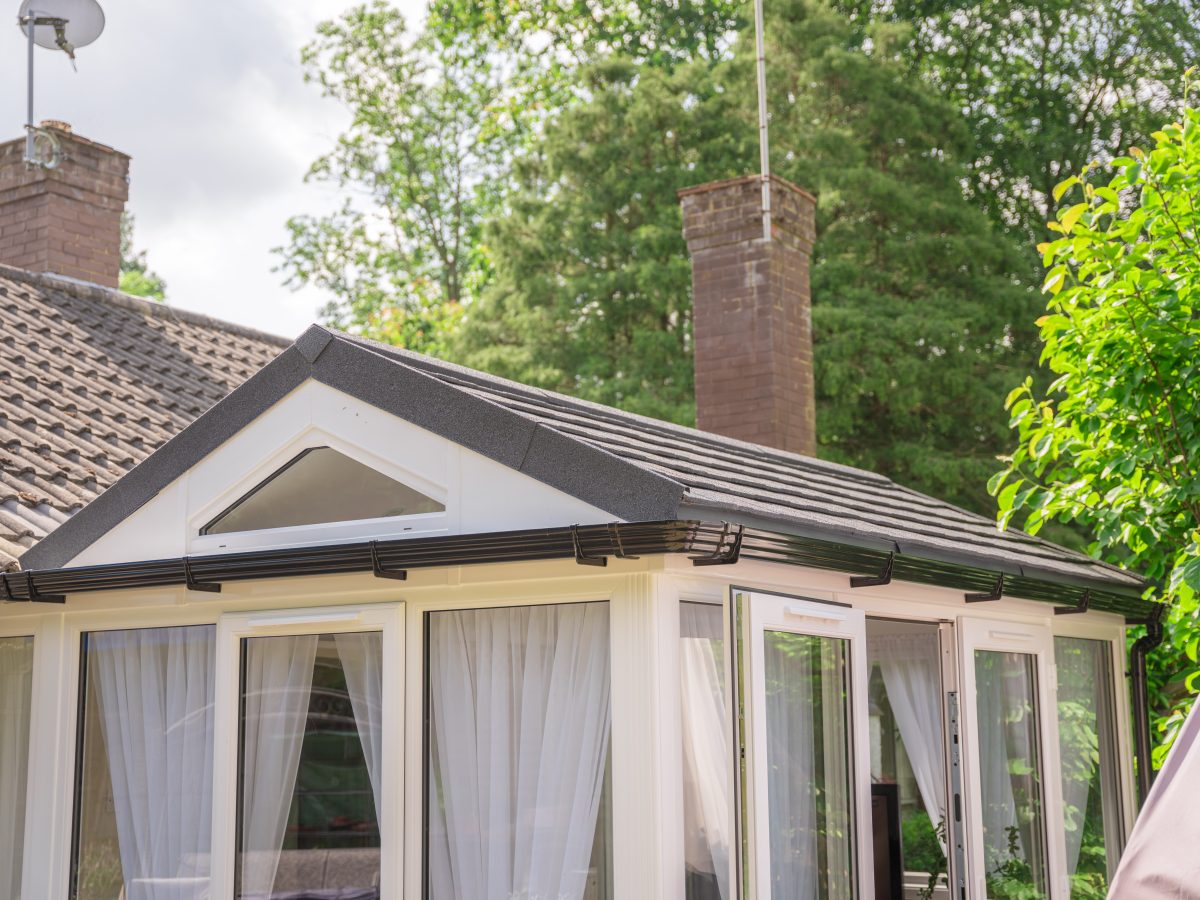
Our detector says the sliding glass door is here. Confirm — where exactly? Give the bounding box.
[737,591,872,900]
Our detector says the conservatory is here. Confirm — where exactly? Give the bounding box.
[0,327,1153,900]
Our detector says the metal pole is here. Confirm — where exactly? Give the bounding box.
[753,0,771,242]
[25,12,36,164]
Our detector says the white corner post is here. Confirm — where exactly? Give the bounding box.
[610,573,685,899]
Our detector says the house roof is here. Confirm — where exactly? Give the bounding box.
[18,324,1147,607]
[0,264,289,569]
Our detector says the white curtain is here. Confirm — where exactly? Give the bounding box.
[239,634,318,898]
[0,637,33,900]
[335,632,385,824]
[427,603,611,900]
[680,604,731,900]
[764,631,852,900]
[90,626,216,900]
[869,632,947,848]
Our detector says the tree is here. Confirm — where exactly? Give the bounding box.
[992,93,1200,756]
[846,0,1200,250]
[452,58,744,423]
[275,2,522,351]
[119,214,167,301]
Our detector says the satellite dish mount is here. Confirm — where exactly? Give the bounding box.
[15,0,105,168]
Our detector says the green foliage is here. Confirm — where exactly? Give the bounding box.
[452,58,742,422]
[901,812,947,900]
[993,84,1200,756]
[118,214,166,302]
[274,2,519,354]
[847,0,1200,252]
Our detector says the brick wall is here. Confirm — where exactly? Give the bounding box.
[0,123,129,288]
[679,174,817,456]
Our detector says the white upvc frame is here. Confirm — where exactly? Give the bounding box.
[0,612,50,900]
[957,615,1069,899]
[210,601,405,899]
[1049,614,1138,872]
[737,589,875,900]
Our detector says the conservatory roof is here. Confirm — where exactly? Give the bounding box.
[14,325,1148,615]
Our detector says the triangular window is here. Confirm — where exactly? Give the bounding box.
[202,447,444,535]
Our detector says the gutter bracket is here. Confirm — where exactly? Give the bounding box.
[183,557,222,593]
[965,573,1005,603]
[610,524,640,560]
[26,571,65,604]
[691,523,744,566]
[851,552,894,588]
[572,526,607,567]
[370,541,408,580]
[1054,589,1091,615]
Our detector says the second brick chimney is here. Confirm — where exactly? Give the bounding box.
[679,174,818,456]
[0,122,129,288]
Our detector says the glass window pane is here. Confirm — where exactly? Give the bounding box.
[426,603,612,900]
[237,632,382,899]
[681,602,730,900]
[72,626,216,900]
[1054,637,1123,897]
[0,636,33,900]
[974,650,1048,899]
[866,621,947,896]
[764,630,856,900]
[205,447,444,535]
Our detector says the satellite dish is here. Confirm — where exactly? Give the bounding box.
[17,0,105,54]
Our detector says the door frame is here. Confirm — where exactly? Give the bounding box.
[736,588,875,899]
[956,615,1068,898]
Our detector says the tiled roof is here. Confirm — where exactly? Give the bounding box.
[342,334,1147,595]
[0,265,288,569]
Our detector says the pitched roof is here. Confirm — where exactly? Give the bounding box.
[20,325,1145,607]
[0,264,289,570]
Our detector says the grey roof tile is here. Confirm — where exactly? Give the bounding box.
[0,265,288,570]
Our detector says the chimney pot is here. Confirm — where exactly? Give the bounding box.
[0,127,129,288]
[680,174,817,456]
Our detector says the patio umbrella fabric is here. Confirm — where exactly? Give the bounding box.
[1109,697,1200,897]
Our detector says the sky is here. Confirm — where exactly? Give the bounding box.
[2,0,424,339]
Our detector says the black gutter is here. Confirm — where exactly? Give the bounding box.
[1130,604,1166,804]
[0,520,1153,622]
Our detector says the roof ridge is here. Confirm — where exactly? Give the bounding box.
[0,264,292,348]
[334,331,892,487]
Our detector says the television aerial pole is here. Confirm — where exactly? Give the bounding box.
[15,0,105,168]
[753,0,770,242]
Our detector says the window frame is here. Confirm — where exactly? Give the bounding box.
[956,615,1070,899]
[736,588,876,900]
[0,614,45,900]
[1050,615,1137,876]
[211,602,405,899]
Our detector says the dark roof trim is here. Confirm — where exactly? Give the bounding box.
[1,520,1155,621]
[678,500,1147,597]
[19,327,687,570]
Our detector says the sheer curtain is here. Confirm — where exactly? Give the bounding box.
[1055,637,1110,876]
[764,632,852,900]
[869,632,947,846]
[427,603,611,900]
[0,636,33,900]
[90,626,216,900]
[680,604,730,900]
[239,634,318,898]
[335,632,384,822]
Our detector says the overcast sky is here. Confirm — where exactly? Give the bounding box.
[2,0,424,339]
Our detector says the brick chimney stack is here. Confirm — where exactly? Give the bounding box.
[0,122,129,288]
[679,174,818,456]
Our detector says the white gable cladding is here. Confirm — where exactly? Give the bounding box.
[68,380,614,567]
